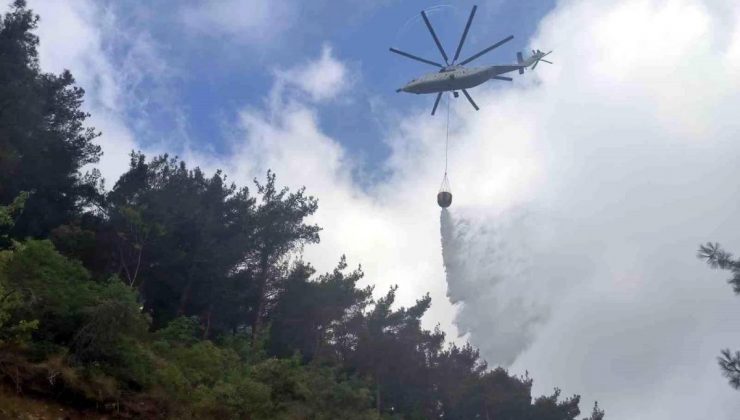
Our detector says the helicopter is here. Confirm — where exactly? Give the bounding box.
[390,5,552,115]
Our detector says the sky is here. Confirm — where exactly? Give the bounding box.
[11,0,740,417]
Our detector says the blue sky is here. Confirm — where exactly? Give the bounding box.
[97,0,555,176]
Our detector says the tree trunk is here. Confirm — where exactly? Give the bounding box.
[251,254,270,348]
[376,383,381,415]
[118,245,133,285]
[313,326,323,360]
[252,293,265,346]
[375,370,382,415]
[203,306,212,340]
[178,277,194,316]
[131,241,144,287]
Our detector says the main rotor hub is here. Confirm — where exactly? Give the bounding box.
[440,65,462,73]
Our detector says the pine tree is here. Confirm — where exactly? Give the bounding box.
[0,0,102,238]
[699,242,740,389]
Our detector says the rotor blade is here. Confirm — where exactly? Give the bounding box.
[452,5,477,63]
[389,48,443,68]
[492,76,513,81]
[461,89,479,111]
[458,35,514,65]
[421,10,449,65]
[532,60,539,70]
[431,92,443,116]
[541,59,553,64]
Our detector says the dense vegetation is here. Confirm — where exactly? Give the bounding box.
[0,1,604,418]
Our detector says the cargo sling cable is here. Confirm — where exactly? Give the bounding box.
[437,94,453,208]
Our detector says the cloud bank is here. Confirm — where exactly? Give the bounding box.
[180,0,296,45]
[270,44,353,105]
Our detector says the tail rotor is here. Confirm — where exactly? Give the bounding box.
[532,49,553,70]
[518,49,553,71]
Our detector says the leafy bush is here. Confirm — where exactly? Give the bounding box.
[140,317,378,418]
[71,279,150,364]
[0,240,94,345]
[154,316,201,346]
[0,278,37,345]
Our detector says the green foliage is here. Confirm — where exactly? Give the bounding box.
[0,194,37,343]
[0,279,37,344]
[107,152,257,331]
[219,330,260,360]
[0,238,153,383]
[0,239,95,345]
[157,340,240,390]
[144,318,377,419]
[155,316,202,346]
[245,358,377,420]
[531,388,581,420]
[71,279,150,370]
[149,317,271,413]
[0,192,28,229]
[149,330,263,416]
[269,257,372,361]
[0,192,28,251]
[49,223,101,275]
[103,153,322,343]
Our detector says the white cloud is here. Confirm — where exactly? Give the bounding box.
[270,44,353,104]
[290,44,351,102]
[726,8,740,70]
[180,0,296,44]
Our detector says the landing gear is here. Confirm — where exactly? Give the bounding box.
[453,91,459,98]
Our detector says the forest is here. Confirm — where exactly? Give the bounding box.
[0,2,604,418]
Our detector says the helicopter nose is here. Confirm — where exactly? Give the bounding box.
[398,82,414,93]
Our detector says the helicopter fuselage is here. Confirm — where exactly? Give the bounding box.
[399,64,521,94]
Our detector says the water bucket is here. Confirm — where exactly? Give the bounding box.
[437,191,452,208]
